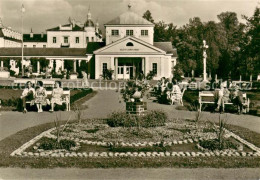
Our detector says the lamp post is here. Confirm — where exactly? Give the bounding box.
[21,4,25,76]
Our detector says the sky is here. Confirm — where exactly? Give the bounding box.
[0,0,258,34]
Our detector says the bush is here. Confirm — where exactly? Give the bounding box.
[199,138,238,151]
[107,110,167,128]
[38,137,76,151]
[70,89,93,104]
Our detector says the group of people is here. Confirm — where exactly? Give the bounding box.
[156,77,184,105]
[21,81,64,113]
[215,83,245,114]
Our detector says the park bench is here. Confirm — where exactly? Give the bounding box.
[26,89,71,111]
[198,90,250,113]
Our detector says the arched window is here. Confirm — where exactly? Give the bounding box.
[126,42,134,46]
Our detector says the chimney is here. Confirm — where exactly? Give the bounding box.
[30,28,33,38]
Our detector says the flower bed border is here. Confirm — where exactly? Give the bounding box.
[10,126,260,158]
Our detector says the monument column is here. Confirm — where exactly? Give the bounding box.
[202,40,209,82]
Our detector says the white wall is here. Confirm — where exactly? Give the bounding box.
[105,26,154,45]
[47,27,102,48]
[23,42,47,48]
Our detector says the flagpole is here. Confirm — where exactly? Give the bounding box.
[21,4,24,77]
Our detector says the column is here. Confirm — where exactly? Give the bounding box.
[144,57,149,76]
[37,61,40,73]
[142,57,145,73]
[61,59,64,71]
[115,57,118,80]
[74,59,77,72]
[1,61,3,68]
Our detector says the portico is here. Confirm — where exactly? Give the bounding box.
[93,36,176,80]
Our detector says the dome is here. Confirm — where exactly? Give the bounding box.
[85,20,95,27]
[105,11,154,25]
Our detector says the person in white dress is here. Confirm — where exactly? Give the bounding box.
[50,81,63,112]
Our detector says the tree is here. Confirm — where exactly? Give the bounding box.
[241,7,260,79]
[143,10,154,23]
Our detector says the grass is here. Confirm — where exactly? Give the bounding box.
[0,121,259,168]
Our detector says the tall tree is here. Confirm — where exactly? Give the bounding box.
[241,7,260,79]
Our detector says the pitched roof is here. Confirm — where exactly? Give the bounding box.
[105,11,154,26]
[47,24,83,31]
[86,42,106,54]
[0,48,87,57]
[23,34,47,42]
[153,42,177,56]
[0,28,22,42]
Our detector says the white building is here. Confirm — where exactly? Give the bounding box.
[0,18,22,48]
[90,6,177,80]
[0,6,177,80]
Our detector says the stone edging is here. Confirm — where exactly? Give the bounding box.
[10,126,260,158]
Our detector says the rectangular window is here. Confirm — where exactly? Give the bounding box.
[53,37,56,43]
[102,63,107,73]
[152,63,157,75]
[43,45,46,48]
[111,30,119,36]
[91,37,94,42]
[86,37,89,43]
[64,36,68,43]
[126,30,134,36]
[141,30,148,36]
[76,37,79,43]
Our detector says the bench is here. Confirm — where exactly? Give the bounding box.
[26,90,71,111]
[199,90,250,113]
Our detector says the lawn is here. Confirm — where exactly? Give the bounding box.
[0,118,259,168]
[177,90,260,115]
[0,88,96,111]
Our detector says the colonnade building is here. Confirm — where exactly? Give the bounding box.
[0,6,177,80]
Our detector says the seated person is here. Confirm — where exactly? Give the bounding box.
[50,81,63,112]
[231,86,244,114]
[215,85,230,112]
[34,81,47,113]
[20,81,35,113]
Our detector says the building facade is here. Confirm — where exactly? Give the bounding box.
[89,7,177,80]
[0,18,22,48]
[0,6,177,80]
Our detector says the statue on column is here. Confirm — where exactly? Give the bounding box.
[202,40,209,82]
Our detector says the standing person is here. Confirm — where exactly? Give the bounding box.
[50,81,63,112]
[20,81,35,113]
[34,81,47,113]
[81,71,89,88]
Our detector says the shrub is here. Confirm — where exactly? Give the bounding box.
[199,138,238,151]
[70,89,93,104]
[38,137,76,151]
[107,110,167,128]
